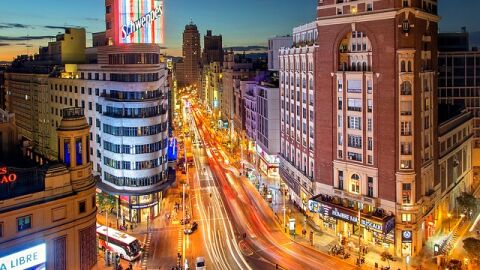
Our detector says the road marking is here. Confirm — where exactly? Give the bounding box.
[140,233,152,270]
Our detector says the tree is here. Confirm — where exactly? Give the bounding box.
[463,237,480,260]
[456,192,477,214]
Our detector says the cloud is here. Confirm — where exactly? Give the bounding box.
[224,45,268,52]
[0,35,54,41]
[0,23,30,29]
[84,17,103,22]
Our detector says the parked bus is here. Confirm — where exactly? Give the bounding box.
[96,225,142,261]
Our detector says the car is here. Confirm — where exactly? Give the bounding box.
[184,221,198,234]
[195,257,206,270]
[180,218,190,225]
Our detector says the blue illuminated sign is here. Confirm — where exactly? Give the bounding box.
[167,138,178,161]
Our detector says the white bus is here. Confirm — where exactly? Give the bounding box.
[96,225,142,261]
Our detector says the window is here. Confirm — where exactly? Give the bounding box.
[348,135,362,148]
[402,183,412,204]
[368,137,373,150]
[367,99,373,113]
[338,80,343,92]
[401,142,412,155]
[338,97,343,110]
[348,152,362,162]
[402,213,412,222]
[366,3,373,11]
[348,116,361,130]
[403,0,410,7]
[367,177,374,197]
[401,81,412,95]
[350,174,360,194]
[401,121,412,136]
[347,80,362,93]
[17,215,32,232]
[400,101,412,115]
[367,80,372,94]
[347,98,362,112]
[79,201,86,214]
[401,160,412,169]
[338,115,343,128]
[367,118,372,131]
[338,171,344,190]
[338,133,343,146]
[88,102,92,111]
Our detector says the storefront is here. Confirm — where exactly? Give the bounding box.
[308,195,395,250]
[119,192,162,223]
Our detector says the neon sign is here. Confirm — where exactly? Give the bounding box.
[121,5,163,39]
[116,0,165,44]
[0,167,17,184]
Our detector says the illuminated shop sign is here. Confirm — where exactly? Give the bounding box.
[0,167,17,184]
[309,200,395,234]
[117,0,164,44]
[331,207,358,223]
[0,243,46,270]
[402,230,412,243]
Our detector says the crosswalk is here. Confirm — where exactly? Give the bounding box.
[141,233,152,270]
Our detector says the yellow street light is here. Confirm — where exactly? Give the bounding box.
[351,6,358,15]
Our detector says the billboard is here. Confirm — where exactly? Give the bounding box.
[0,243,46,270]
[116,0,165,44]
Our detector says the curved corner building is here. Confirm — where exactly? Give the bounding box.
[96,44,169,222]
[48,44,169,223]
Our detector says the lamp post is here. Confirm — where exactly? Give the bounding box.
[406,255,410,270]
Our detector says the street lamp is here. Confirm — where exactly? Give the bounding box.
[406,255,410,270]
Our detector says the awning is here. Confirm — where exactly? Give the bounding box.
[96,178,175,197]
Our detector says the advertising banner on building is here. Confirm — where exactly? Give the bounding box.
[0,243,46,270]
[116,0,165,44]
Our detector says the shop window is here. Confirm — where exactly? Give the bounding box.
[79,201,86,214]
[351,174,360,194]
[17,215,32,232]
[402,183,412,204]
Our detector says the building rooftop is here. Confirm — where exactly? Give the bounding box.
[438,102,472,136]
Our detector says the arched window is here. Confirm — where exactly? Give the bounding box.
[401,81,412,95]
[401,61,406,72]
[362,62,367,71]
[352,62,357,71]
[407,61,412,72]
[357,62,362,71]
[351,174,360,193]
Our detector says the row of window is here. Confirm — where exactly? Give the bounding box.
[0,196,95,237]
[103,123,167,137]
[108,53,160,65]
[103,172,166,187]
[110,73,159,82]
[104,105,167,118]
[104,156,167,170]
[106,90,164,101]
[103,139,168,154]
[337,171,375,198]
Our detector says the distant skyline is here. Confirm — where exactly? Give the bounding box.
[0,0,479,61]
